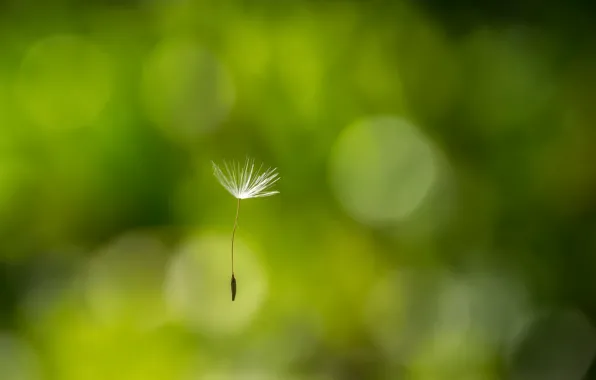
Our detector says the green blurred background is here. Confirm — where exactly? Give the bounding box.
[1,0,596,379]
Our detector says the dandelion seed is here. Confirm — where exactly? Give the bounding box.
[212,158,280,301]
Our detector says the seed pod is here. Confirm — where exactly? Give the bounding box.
[231,274,237,301]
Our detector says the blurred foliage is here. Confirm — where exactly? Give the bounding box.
[0,0,595,379]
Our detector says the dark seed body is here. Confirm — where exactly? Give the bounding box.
[231,275,237,301]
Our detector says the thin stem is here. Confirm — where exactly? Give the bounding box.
[231,197,240,275]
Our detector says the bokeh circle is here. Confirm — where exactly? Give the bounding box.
[329,116,438,226]
[142,41,235,140]
[164,232,268,335]
[16,35,113,130]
